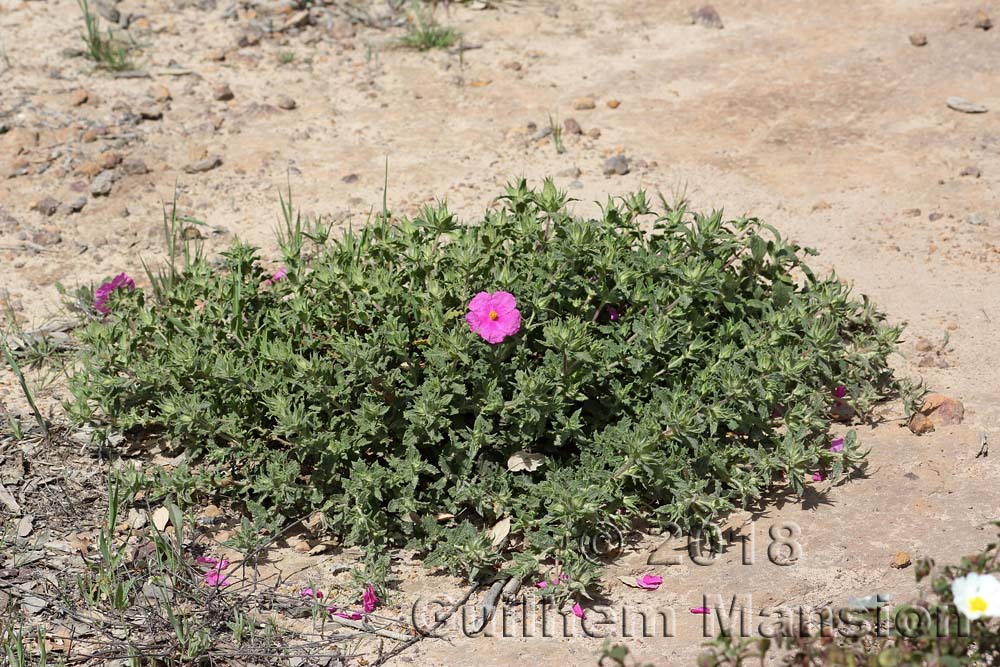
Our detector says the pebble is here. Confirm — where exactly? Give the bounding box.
[587,127,602,139]
[184,155,222,173]
[62,196,87,214]
[530,126,552,141]
[558,166,582,178]
[342,173,359,184]
[909,32,927,46]
[90,170,115,196]
[573,97,596,111]
[968,215,988,226]
[928,212,943,221]
[564,118,582,135]
[276,95,297,110]
[947,96,987,113]
[282,10,310,32]
[974,9,993,30]
[70,90,89,107]
[31,229,62,246]
[903,207,921,217]
[502,61,522,71]
[237,31,261,47]
[960,165,981,178]
[603,154,629,176]
[208,49,227,62]
[889,551,911,569]
[150,84,172,102]
[138,103,163,120]
[908,394,964,435]
[99,151,122,169]
[121,158,150,176]
[914,337,934,353]
[691,4,724,29]
[606,99,621,109]
[213,84,235,101]
[31,197,60,217]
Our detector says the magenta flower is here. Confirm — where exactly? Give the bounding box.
[363,584,379,614]
[607,306,620,322]
[94,272,135,314]
[535,580,548,589]
[572,602,585,619]
[812,471,825,482]
[466,291,521,344]
[690,607,710,615]
[326,606,362,620]
[263,266,288,287]
[833,385,847,399]
[636,574,663,590]
[830,438,845,453]
[301,588,324,599]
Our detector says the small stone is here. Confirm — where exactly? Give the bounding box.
[587,128,602,139]
[947,96,987,114]
[960,165,981,178]
[890,551,911,569]
[341,173,359,184]
[530,126,553,141]
[138,103,163,120]
[606,99,621,109]
[602,154,629,176]
[326,18,356,39]
[914,337,934,353]
[93,0,119,24]
[237,31,261,47]
[946,321,959,330]
[276,95,297,110]
[99,151,122,170]
[184,155,222,173]
[908,413,935,435]
[120,158,149,176]
[31,197,60,217]
[974,9,992,30]
[213,84,235,101]
[564,118,582,135]
[63,196,87,214]
[918,354,939,368]
[90,170,115,196]
[282,10,310,32]
[928,212,943,221]
[150,84,172,102]
[558,166,582,178]
[903,208,921,217]
[208,49,227,62]
[968,215,988,226]
[31,229,61,246]
[909,32,927,46]
[502,61,522,71]
[81,130,99,143]
[812,201,832,212]
[70,90,89,107]
[573,97,596,111]
[917,393,965,427]
[691,4,724,29]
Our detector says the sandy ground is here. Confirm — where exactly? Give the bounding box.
[2,0,1000,664]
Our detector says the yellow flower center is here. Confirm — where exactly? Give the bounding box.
[488,310,499,321]
[970,596,988,614]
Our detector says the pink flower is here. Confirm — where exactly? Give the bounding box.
[690,607,710,614]
[94,272,135,314]
[301,588,324,599]
[466,291,521,344]
[363,584,379,614]
[535,580,549,589]
[203,569,230,587]
[326,606,362,621]
[572,602,585,619]
[830,438,844,453]
[263,266,288,287]
[636,574,663,590]
[607,306,620,322]
[812,471,825,482]
[833,385,847,399]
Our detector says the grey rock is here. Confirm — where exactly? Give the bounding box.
[602,154,630,176]
[93,0,120,24]
[184,155,222,174]
[968,215,989,226]
[90,170,115,196]
[276,95,297,110]
[947,96,987,113]
[120,158,149,175]
[213,84,234,101]
[960,165,981,178]
[530,126,553,141]
[61,196,88,214]
[33,197,60,217]
[563,117,582,135]
[138,103,163,120]
[341,173,359,184]
[691,4,724,29]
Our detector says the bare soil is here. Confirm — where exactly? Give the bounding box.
[2,0,1000,665]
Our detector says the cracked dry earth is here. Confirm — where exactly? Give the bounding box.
[2,0,1000,665]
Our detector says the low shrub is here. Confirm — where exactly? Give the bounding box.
[68,179,902,584]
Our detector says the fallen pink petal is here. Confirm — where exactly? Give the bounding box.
[466,291,521,344]
[690,607,710,614]
[636,574,663,590]
[572,602,585,619]
[301,588,324,599]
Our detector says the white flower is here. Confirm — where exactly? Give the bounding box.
[951,572,1000,620]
